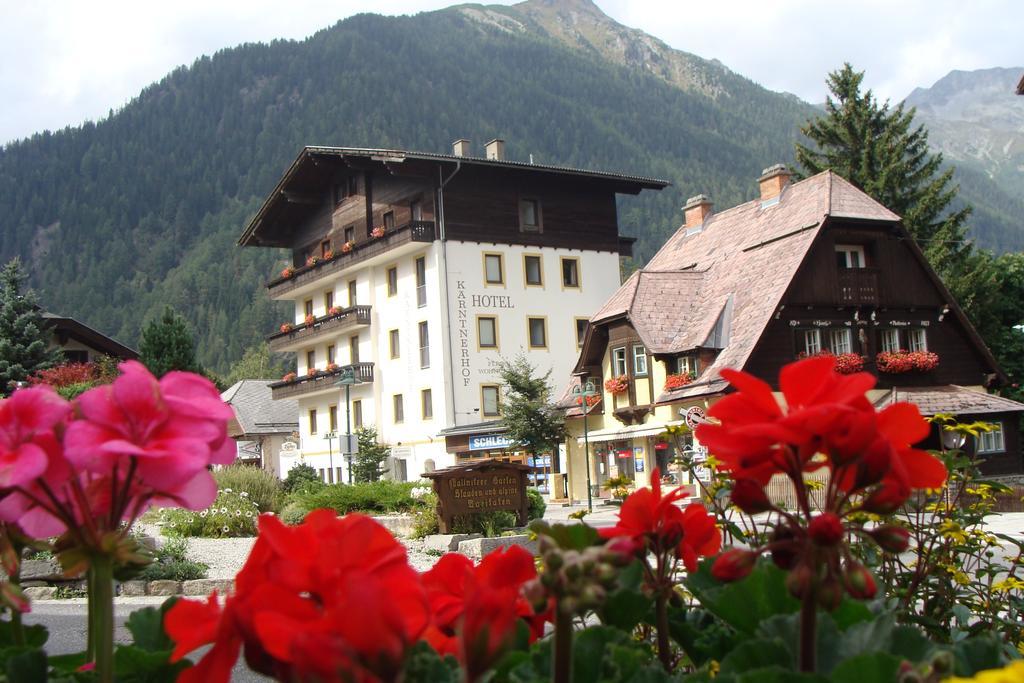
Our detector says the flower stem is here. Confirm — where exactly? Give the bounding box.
[10,566,24,647]
[656,591,672,671]
[552,606,573,683]
[798,590,817,673]
[90,555,115,683]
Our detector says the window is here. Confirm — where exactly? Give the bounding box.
[802,329,822,355]
[334,177,357,203]
[484,253,504,285]
[421,389,433,420]
[561,257,580,288]
[65,350,89,364]
[519,198,541,232]
[575,318,588,348]
[415,256,427,308]
[352,400,363,428]
[326,467,334,484]
[880,329,901,353]
[410,200,422,222]
[304,299,314,317]
[393,394,404,424]
[389,329,400,359]
[478,317,498,349]
[328,406,338,433]
[344,225,355,244]
[632,345,648,376]
[386,267,398,297]
[524,255,543,286]
[677,355,699,377]
[308,409,318,435]
[348,280,357,306]
[835,244,866,269]
[977,422,1005,454]
[829,328,852,355]
[383,211,395,230]
[320,240,331,258]
[419,321,430,369]
[326,345,336,366]
[908,328,928,352]
[306,350,316,371]
[612,347,627,376]
[393,459,408,483]
[528,317,547,349]
[482,385,500,416]
[336,466,343,484]
[350,335,360,364]
[324,290,334,311]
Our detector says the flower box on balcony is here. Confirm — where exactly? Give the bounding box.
[575,394,602,408]
[281,266,295,279]
[280,323,293,333]
[876,350,939,373]
[303,314,316,326]
[371,226,386,239]
[305,255,320,268]
[664,373,695,391]
[327,306,342,317]
[282,372,297,382]
[341,241,354,254]
[605,376,629,395]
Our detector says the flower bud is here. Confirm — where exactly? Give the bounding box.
[785,563,814,601]
[861,482,907,515]
[603,536,641,564]
[593,563,617,585]
[869,525,910,553]
[769,527,798,570]
[841,561,877,600]
[817,575,843,611]
[578,585,606,609]
[522,579,548,611]
[544,552,564,570]
[730,479,773,515]
[807,513,844,546]
[930,651,953,674]
[0,582,29,613]
[711,549,757,582]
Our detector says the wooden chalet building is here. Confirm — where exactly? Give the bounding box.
[240,140,667,482]
[42,312,138,363]
[562,164,1024,502]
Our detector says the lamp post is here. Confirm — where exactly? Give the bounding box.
[571,378,599,513]
[335,367,363,484]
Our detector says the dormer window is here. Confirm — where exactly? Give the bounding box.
[835,244,865,269]
[676,355,700,377]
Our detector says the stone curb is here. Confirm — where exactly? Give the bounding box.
[457,534,537,561]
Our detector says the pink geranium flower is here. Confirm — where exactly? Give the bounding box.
[0,387,69,488]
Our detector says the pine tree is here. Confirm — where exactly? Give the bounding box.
[497,354,565,460]
[224,342,288,386]
[0,258,63,395]
[795,64,972,274]
[138,307,201,378]
[352,427,391,483]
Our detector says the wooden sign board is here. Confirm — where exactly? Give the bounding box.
[422,460,531,534]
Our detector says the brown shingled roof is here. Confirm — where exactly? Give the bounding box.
[571,170,905,404]
[876,386,1024,416]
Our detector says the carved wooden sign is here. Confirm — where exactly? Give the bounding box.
[422,461,531,534]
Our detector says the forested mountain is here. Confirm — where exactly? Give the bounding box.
[0,0,1018,371]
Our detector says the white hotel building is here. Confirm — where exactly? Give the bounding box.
[239,141,667,483]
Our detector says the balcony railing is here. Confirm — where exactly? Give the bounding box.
[269,363,375,401]
[267,220,437,298]
[266,306,371,352]
[836,267,880,305]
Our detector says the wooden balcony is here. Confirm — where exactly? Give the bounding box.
[269,363,375,401]
[267,221,436,298]
[267,306,371,353]
[836,267,880,305]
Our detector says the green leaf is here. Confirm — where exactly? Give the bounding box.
[529,521,601,550]
[599,561,651,631]
[667,607,737,667]
[46,652,89,674]
[114,644,191,682]
[952,635,1004,677]
[829,598,873,631]
[125,598,178,652]
[718,639,793,675]
[5,648,47,683]
[835,612,895,661]
[572,626,627,682]
[888,625,937,663]
[402,641,460,683]
[684,559,799,635]
[734,666,828,683]
[0,620,48,648]
[831,652,902,683]
[754,612,843,674]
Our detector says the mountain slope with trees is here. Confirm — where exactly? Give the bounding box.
[0,1,1018,371]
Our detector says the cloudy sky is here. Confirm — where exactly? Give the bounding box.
[1,0,1019,145]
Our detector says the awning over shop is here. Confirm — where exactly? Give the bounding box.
[874,385,1024,415]
[576,420,685,445]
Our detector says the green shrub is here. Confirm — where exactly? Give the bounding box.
[161,489,260,537]
[213,464,283,513]
[280,502,308,526]
[411,489,439,538]
[282,462,323,494]
[137,537,208,582]
[527,488,546,520]
[291,480,428,517]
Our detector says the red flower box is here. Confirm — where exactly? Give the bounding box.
[833,353,864,374]
[371,226,386,239]
[305,255,320,268]
[323,250,334,260]
[327,306,342,317]
[282,372,297,382]
[876,350,939,373]
[575,394,601,408]
[664,373,695,391]
[279,323,293,333]
[341,241,354,254]
[303,314,316,326]
[605,376,629,395]
[326,363,339,373]
[280,266,295,279]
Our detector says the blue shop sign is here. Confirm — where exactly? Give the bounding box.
[468,434,516,451]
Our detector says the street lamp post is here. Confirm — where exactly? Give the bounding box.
[335,367,363,484]
[571,379,599,513]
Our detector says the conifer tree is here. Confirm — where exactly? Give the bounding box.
[138,307,201,378]
[497,354,565,461]
[352,427,391,483]
[0,258,63,395]
[796,64,972,274]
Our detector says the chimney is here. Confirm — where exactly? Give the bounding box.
[484,138,505,161]
[452,139,471,157]
[758,163,792,202]
[683,194,713,228]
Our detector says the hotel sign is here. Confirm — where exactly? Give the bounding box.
[468,434,516,451]
[423,461,530,533]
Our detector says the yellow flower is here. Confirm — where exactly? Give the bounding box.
[945,659,1024,682]
[940,520,968,544]
[993,577,1024,593]
[708,660,720,678]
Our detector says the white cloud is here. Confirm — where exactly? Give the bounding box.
[1,0,1019,145]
